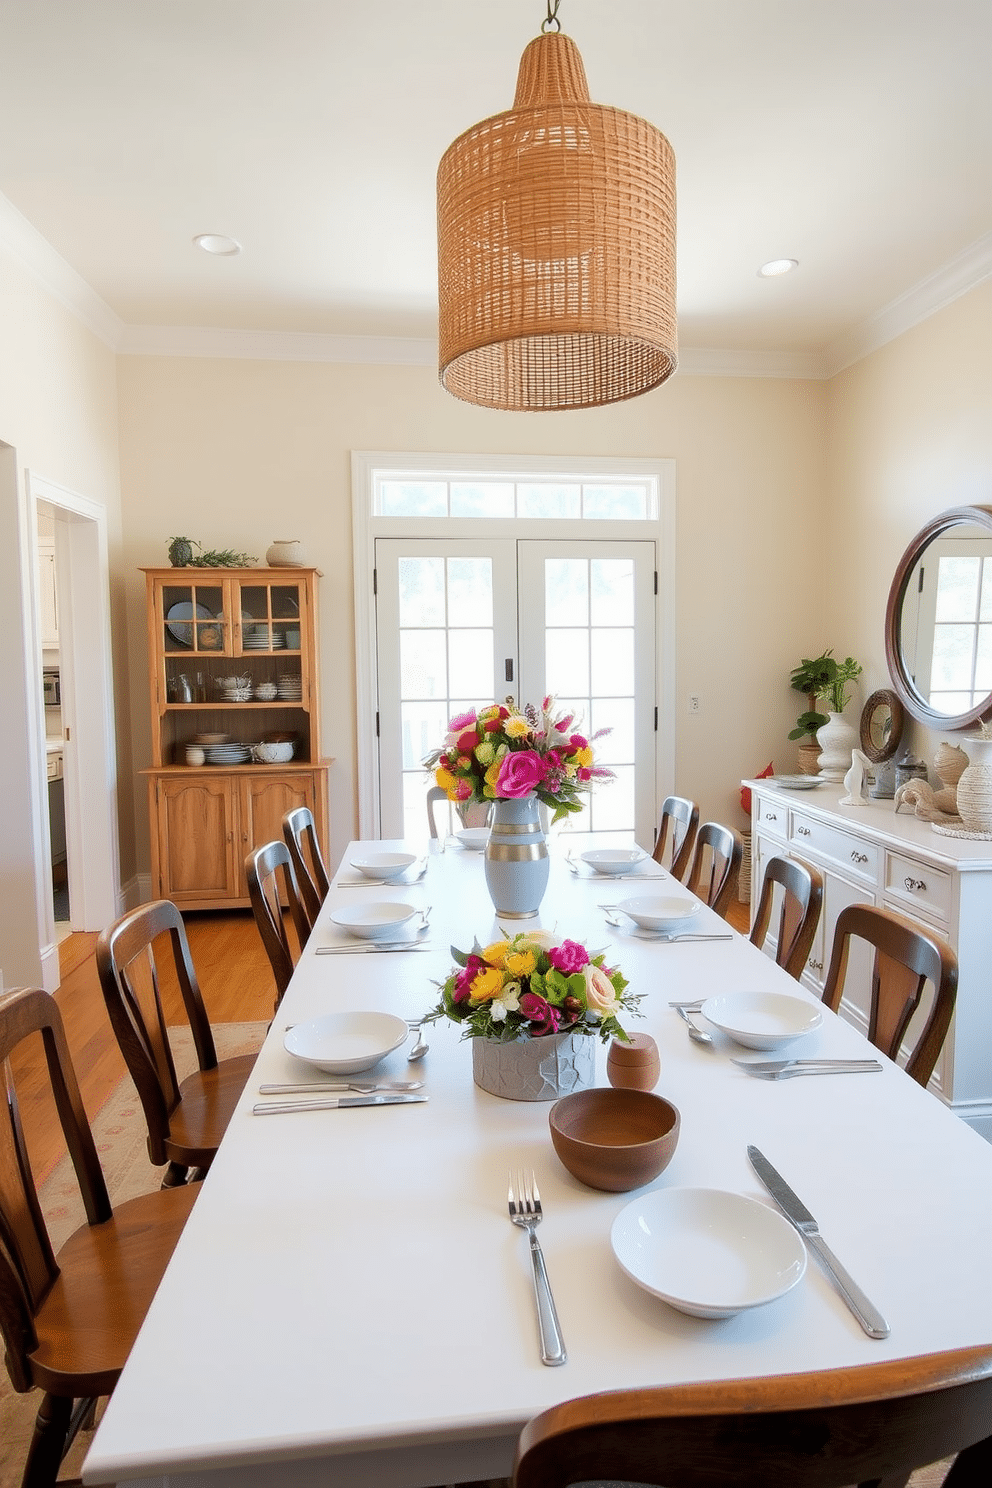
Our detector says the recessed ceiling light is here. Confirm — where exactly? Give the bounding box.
[758,258,798,277]
[193,233,241,256]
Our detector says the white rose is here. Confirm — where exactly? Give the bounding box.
[583,963,620,1016]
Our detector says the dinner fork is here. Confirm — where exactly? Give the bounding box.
[507,1172,566,1367]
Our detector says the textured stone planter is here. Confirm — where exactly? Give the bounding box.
[472,1030,596,1101]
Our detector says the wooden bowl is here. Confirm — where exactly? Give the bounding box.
[549,1087,680,1192]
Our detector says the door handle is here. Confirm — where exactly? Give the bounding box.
[505,658,514,682]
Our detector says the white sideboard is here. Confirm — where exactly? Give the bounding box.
[747,778,992,1139]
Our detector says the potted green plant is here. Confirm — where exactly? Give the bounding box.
[788,651,835,744]
[789,650,863,777]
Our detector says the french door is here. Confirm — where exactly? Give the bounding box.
[374,538,656,843]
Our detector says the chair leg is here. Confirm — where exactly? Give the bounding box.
[22,1391,72,1488]
[161,1160,190,1188]
[942,1436,992,1485]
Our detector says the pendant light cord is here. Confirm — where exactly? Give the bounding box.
[541,1,561,34]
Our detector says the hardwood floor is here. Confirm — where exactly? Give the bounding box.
[9,910,277,1185]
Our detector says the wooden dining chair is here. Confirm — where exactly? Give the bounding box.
[96,899,260,1186]
[0,986,198,1488]
[684,820,743,920]
[651,794,698,880]
[749,854,824,981]
[245,839,312,1011]
[282,804,330,930]
[426,785,449,840]
[514,1344,992,1488]
[821,903,958,1087]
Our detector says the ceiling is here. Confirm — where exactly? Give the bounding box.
[1,0,990,374]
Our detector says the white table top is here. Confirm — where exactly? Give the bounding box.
[83,839,992,1488]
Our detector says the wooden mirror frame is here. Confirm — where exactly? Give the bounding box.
[859,689,904,763]
[884,504,992,731]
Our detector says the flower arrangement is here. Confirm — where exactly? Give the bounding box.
[424,697,613,825]
[424,929,639,1044]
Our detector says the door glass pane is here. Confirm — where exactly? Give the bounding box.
[935,557,980,621]
[931,625,974,691]
[546,630,589,695]
[448,558,493,625]
[591,629,634,696]
[591,765,634,830]
[400,630,446,698]
[401,701,450,771]
[592,697,635,763]
[545,559,588,626]
[449,630,493,698]
[975,624,992,692]
[398,557,445,626]
[590,560,634,626]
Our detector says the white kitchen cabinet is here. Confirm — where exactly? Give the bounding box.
[747,778,992,1138]
[38,540,59,649]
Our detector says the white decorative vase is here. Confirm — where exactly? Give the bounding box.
[954,736,992,835]
[484,795,549,918]
[816,712,858,783]
[265,539,306,567]
[472,1030,596,1101]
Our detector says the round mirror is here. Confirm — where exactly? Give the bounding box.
[885,505,992,730]
[859,689,904,763]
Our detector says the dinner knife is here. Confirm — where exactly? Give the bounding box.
[733,1059,883,1079]
[253,1093,428,1115]
[314,943,433,955]
[258,1081,423,1094]
[747,1145,889,1339]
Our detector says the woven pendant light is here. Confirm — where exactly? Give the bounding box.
[437,10,677,412]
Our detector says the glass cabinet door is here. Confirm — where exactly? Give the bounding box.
[236,582,303,656]
[160,582,227,656]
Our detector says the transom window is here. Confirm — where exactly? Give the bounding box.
[374,470,658,522]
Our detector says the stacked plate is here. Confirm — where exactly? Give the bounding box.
[244,625,284,650]
[277,673,302,700]
[192,732,229,746]
[205,742,251,765]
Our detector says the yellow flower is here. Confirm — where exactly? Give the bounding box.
[484,761,502,792]
[505,714,531,739]
[482,940,510,969]
[469,966,504,1003]
[573,746,593,767]
[505,950,537,978]
[436,767,457,797]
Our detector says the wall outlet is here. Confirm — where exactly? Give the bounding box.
[688,694,700,715]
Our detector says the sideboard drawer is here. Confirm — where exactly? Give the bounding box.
[754,795,787,841]
[884,852,952,924]
[789,812,880,883]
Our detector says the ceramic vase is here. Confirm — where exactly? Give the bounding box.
[954,736,992,835]
[472,1029,595,1101]
[484,795,549,918]
[265,539,306,567]
[815,711,858,782]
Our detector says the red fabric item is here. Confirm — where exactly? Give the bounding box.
[740,761,774,817]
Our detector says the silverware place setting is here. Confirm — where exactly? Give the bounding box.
[252,1091,429,1115]
[316,909,432,955]
[507,1170,566,1367]
[733,1058,883,1079]
[258,1079,423,1095]
[599,906,732,943]
[336,859,429,887]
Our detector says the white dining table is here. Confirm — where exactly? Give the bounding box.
[83,837,992,1488]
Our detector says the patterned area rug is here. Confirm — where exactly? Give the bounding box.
[0,1016,955,1487]
[0,1021,267,1488]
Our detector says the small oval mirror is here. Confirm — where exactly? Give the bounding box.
[884,505,992,730]
[859,690,904,763]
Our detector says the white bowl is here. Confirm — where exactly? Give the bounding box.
[253,740,295,764]
[455,828,490,851]
[701,990,822,1050]
[617,894,701,930]
[350,852,417,881]
[581,849,645,875]
[328,902,419,940]
[284,1012,409,1075]
[611,1187,807,1319]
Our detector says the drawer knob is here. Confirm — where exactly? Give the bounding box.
[797,825,811,836]
[851,851,869,864]
[904,876,927,892]
[808,958,823,973]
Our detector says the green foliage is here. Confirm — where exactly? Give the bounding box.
[789,649,862,734]
[165,536,256,568]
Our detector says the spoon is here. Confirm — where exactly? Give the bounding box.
[674,1004,713,1046]
[407,1019,430,1061]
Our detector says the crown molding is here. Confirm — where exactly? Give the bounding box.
[823,231,992,377]
[0,192,122,347]
[4,188,991,381]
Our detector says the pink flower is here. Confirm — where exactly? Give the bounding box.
[454,779,473,800]
[448,710,477,733]
[453,955,485,1003]
[547,939,589,975]
[569,733,589,751]
[455,729,479,754]
[495,750,546,797]
[519,992,560,1035]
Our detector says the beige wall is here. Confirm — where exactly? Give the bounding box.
[825,278,992,766]
[0,246,123,984]
[117,356,827,866]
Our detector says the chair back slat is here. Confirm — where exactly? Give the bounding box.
[749,856,823,981]
[685,821,743,920]
[282,806,329,931]
[246,840,310,1009]
[0,989,111,1392]
[97,901,219,1166]
[822,903,958,1086]
[652,796,698,880]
